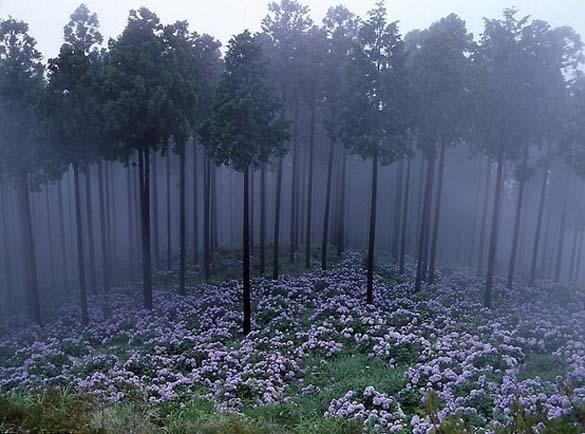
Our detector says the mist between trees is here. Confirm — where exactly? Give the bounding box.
[1,1,585,332]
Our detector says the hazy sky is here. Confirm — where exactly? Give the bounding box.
[1,0,584,60]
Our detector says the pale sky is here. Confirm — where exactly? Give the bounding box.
[1,0,584,60]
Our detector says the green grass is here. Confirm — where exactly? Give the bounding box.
[518,353,567,383]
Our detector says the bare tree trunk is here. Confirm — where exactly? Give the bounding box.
[305,101,316,269]
[273,158,283,280]
[152,152,160,269]
[366,153,379,304]
[107,164,116,277]
[554,174,570,283]
[127,165,134,271]
[243,167,251,335]
[290,99,299,263]
[573,229,584,283]
[193,142,199,264]
[84,166,97,295]
[166,152,172,271]
[321,138,335,270]
[568,225,579,282]
[415,154,435,292]
[428,142,446,283]
[1,182,13,309]
[477,160,492,275]
[260,164,266,275]
[45,186,56,289]
[57,180,68,288]
[392,160,404,261]
[507,165,526,290]
[211,166,218,255]
[529,166,550,286]
[179,144,186,295]
[73,164,88,324]
[250,169,255,256]
[399,156,412,274]
[98,162,110,294]
[337,148,347,257]
[204,156,211,281]
[485,151,504,308]
[138,148,153,309]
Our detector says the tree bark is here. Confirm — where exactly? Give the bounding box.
[166,152,172,271]
[98,162,110,294]
[366,153,379,304]
[73,164,88,324]
[477,160,492,275]
[138,148,153,309]
[84,166,97,295]
[305,101,316,269]
[290,99,299,263]
[573,229,584,283]
[321,138,335,270]
[399,157,412,274]
[179,144,187,295]
[243,166,251,335]
[392,160,404,261]
[568,225,579,282]
[0,182,13,310]
[260,164,266,275]
[57,180,68,288]
[250,169,255,256]
[45,186,56,288]
[127,165,134,271]
[554,174,570,283]
[529,169,549,286]
[507,164,527,290]
[152,152,160,269]
[204,156,211,281]
[485,151,505,308]
[193,142,199,264]
[428,142,446,283]
[273,158,283,280]
[415,154,435,292]
[337,148,347,257]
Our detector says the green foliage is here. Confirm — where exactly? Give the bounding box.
[518,353,567,383]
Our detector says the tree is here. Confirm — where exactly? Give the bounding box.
[339,1,407,304]
[105,8,170,310]
[45,3,104,324]
[200,30,288,335]
[0,18,50,325]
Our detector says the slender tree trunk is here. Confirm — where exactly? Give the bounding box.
[138,148,153,309]
[179,144,186,295]
[554,174,570,283]
[392,160,404,261]
[260,164,266,275]
[477,160,492,275]
[152,152,160,269]
[290,99,299,263]
[84,166,97,295]
[211,166,218,255]
[0,182,13,309]
[428,142,446,283]
[57,180,68,288]
[204,156,211,281]
[399,157,412,274]
[573,229,584,283]
[250,169,255,256]
[415,154,435,292]
[193,142,199,264]
[166,152,172,271]
[568,226,579,282]
[98,162,110,295]
[243,167,251,335]
[273,158,283,280]
[107,164,116,277]
[468,156,482,267]
[73,164,88,324]
[337,149,347,257]
[305,101,316,269]
[529,166,550,286]
[321,138,335,270]
[45,186,56,289]
[485,151,505,308]
[507,165,527,290]
[366,153,379,304]
[127,165,134,270]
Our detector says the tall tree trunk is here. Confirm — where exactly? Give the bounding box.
[468,156,482,267]
[179,144,186,295]
[399,157,412,274]
[204,156,211,281]
[152,152,160,269]
[45,186,56,289]
[57,180,68,288]
[193,142,199,264]
[477,160,492,275]
[392,160,404,261]
[428,142,446,283]
[485,151,505,308]
[84,166,97,295]
[568,225,579,282]
[98,162,110,295]
[250,169,255,255]
[305,101,316,269]
[260,164,266,275]
[243,167,251,335]
[166,152,172,271]
[107,164,116,277]
[573,229,584,283]
[273,158,283,280]
[138,148,153,309]
[127,165,134,271]
[366,153,379,304]
[0,182,13,309]
[529,167,550,285]
[554,174,570,283]
[211,166,218,255]
[321,138,335,270]
[337,148,347,257]
[290,99,299,263]
[73,164,88,324]
[507,161,527,290]
[415,154,435,292]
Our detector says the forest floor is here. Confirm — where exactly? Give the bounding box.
[0,251,584,433]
